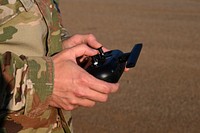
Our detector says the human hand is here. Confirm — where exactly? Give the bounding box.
[49,44,119,110]
[62,34,129,71]
[62,34,108,51]
[62,33,109,66]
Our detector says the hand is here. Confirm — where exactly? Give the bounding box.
[62,34,108,51]
[62,34,129,71]
[49,44,119,110]
[62,33,109,66]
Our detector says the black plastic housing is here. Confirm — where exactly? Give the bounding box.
[84,43,143,83]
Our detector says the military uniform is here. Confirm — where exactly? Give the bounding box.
[0,0,72,132]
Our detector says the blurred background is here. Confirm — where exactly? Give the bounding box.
[60,0,200,133]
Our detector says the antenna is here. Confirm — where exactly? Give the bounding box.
[126,43,143,68]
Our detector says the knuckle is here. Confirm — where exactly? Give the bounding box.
[87,34,96,41]
[69,99,78,105]
[112,84,120,92]
[78,74,88,84]
[102,86,111,94]
[64,106,74,111]
[74,87,86,98]
[75,91,85,98]
[73,34,81,39]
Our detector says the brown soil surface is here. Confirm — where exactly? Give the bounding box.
[60,0,200,133]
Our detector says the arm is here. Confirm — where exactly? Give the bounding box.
[0,0,119,112]
[0,52,54,112]
[0,38,119,112]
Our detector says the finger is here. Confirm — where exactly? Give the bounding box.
[70,44,98,58]
[74,86,109,102]
[57,92,96,108]
[84,35,110,52]
[59,44,98,61]
[67,34,102,49]
[84,34,103,49]
[85,74,120,94]
[125,68,129,72]
[62,34,86,48]
[84,89,109,102]
[76,98,96,107]
[49,95,77,111]
[102,47,109,52]
[64,34,111,53]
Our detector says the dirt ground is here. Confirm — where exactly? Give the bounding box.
[59,0,200,133]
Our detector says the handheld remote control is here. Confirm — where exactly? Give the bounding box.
[82,43,143,83]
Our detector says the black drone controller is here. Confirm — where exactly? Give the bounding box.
[82,43,143,83]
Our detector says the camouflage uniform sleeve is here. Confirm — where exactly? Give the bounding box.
[52,0,71,42]
[0,51,54,112]
[0,0,73,132]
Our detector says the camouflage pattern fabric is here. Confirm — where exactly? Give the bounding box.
[0,0,72,132]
